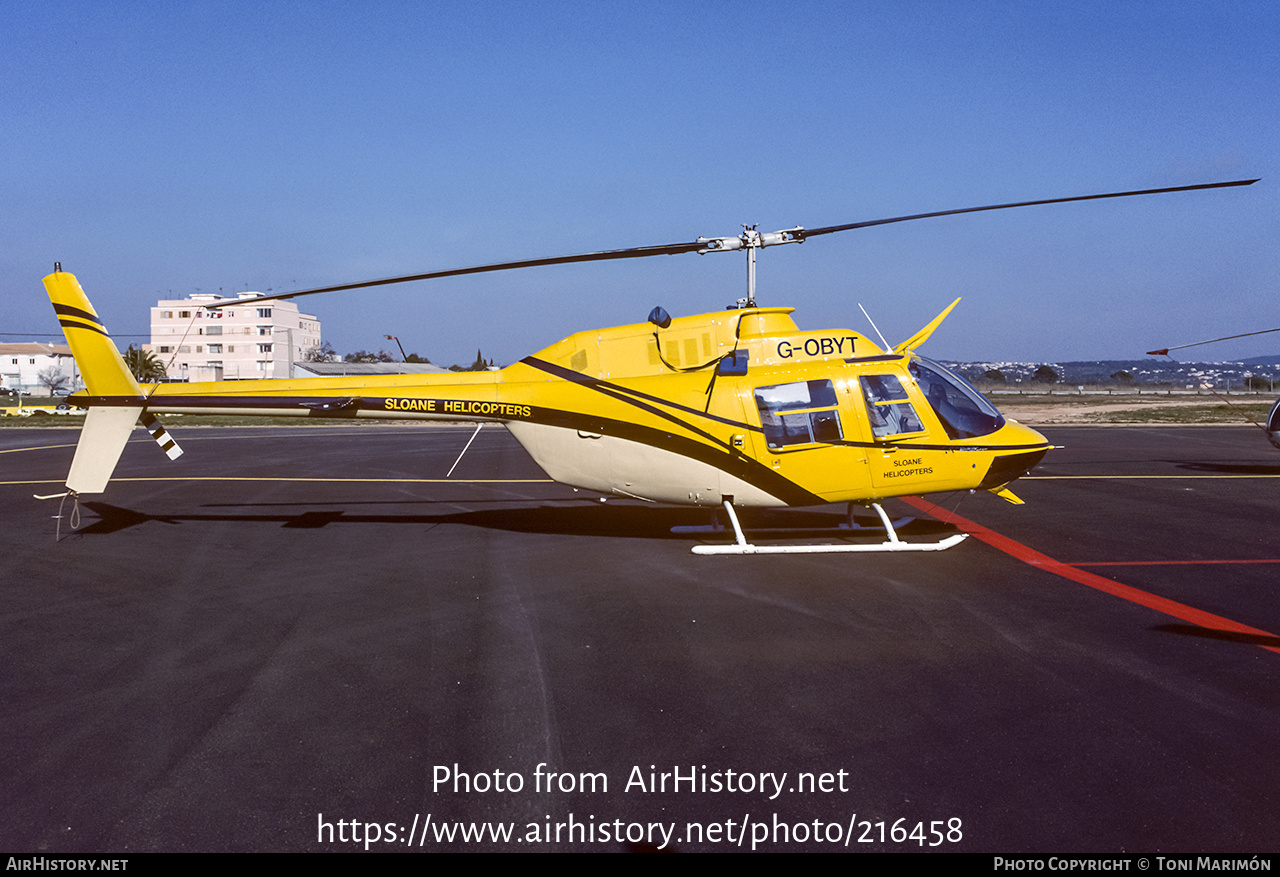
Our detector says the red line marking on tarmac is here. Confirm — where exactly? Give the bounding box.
[901,496,1280,656]
[1072,560,1280,567]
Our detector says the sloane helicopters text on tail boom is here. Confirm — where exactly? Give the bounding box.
[41,178,1256,554]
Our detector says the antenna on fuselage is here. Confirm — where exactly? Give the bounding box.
[859,303,893,353]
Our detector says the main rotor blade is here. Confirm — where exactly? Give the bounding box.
[205,240,709,308]
[800,179,1258,238]
[209,177,1258,308]
[1147,326,1280,356]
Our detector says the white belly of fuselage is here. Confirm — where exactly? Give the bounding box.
[504,421,785,507]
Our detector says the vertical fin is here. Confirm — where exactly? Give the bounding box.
[44,269,150,494]
[44,269,146,398]
[66,406,144,494]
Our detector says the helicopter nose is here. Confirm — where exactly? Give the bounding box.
[978,421,1051,488]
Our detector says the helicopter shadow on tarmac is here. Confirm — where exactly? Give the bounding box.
[73,498,961,542]
[1171,460,1280,476]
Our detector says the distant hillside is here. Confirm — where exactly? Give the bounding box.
[944,359,1280,388]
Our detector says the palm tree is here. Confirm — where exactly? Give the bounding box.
[124,345,168,382]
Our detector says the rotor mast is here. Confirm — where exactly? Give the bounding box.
[695,224,805,307]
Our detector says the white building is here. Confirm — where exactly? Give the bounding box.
[1,342,79,394]
[150,293,322,381]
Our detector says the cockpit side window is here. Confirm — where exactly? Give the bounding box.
[859,374,925,439]
[753,379,843,450]
[908,357,1006,439]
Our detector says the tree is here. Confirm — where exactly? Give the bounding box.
[1110,370,1134,385]
[124,345,167,382]
[304,341,337,363]
[404,353,430,364]
[37,366,70,394]
[983,368,1006,384]
[1033,365,1059,384]
[343,349,395,363]
[448,349,494,372]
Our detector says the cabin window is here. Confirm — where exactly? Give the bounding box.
[908,357,1005,439]
[859,374,925,439]
[754,379,843,449]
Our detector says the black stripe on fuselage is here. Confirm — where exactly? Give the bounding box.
[57,318,112,337]
[53,303,106,327]
[519,356,1048,454]
[521,356,762,433]
[516,403,823,506]
[832,438,1053,453]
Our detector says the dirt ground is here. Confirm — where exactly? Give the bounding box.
[992,393,1273,425]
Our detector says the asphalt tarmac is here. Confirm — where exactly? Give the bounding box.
[2,423,1278,852]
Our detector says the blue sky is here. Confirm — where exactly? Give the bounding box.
[3,1,1276,366]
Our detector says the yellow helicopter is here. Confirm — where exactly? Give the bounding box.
[1147,327,1280,450]
[43,179,1256,554]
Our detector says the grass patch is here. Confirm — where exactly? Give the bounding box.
[1076,404,1273,424]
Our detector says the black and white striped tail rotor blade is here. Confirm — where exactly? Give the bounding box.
[140,412,183,460]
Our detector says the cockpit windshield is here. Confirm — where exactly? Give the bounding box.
[909,356,1005,439]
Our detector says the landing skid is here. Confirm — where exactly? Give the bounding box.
[686,500,967,556]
